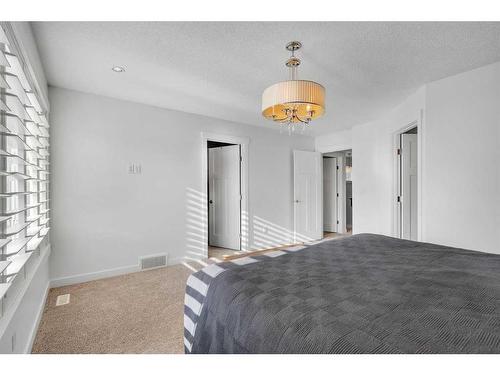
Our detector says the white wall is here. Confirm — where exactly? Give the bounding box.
[316,88,425,237]
[316,62,500,254]
[49,87,314,284]
[423,62,500,252]
[352,87,425,237]
[316,128,352,153]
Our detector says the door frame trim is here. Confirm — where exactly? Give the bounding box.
[201,132,250,258]
[322,156,338,233]
[320,151,349,235]
[392,119,422,241]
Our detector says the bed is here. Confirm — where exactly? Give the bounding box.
[184,234,500,353]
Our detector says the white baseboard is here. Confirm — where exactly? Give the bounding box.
[50,264,140,288]
[169,256,191,265]
[49,256,190,288]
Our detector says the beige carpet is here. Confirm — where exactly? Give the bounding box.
[32,263,204,354]
[32,234,350,354]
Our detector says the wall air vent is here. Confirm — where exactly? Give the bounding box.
[139,254,168,270]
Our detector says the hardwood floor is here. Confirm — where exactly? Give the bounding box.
[208,246,242,261]
[210,231,353,261]
[323,230,351,239]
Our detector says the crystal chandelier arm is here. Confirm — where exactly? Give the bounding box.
[287,107,314,124]
[294,114,310,124]
[275,116,293,123]
[295,109,315,124]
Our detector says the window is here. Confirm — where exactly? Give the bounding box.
[0,24,50,317]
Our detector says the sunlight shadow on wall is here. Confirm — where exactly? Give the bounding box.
[241,209,249,251]
[182,189,314,270]
[252,216,313,250]
[184,187,208,267]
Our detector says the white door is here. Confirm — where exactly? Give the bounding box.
[293,150,322,242]
[208,145,240,250]
[323,157,338,232]
[401,133,418,240]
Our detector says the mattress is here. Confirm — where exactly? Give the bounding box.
[184,234,500,353]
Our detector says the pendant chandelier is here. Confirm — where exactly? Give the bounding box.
[262,41,325,133]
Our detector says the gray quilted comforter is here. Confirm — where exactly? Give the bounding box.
[184,234,500,353]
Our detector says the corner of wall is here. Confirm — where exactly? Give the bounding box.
[314,128,353,153]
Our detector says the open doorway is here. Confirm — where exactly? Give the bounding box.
[397,126,418,240]
[322,149,352,239]
[207,141,241,259]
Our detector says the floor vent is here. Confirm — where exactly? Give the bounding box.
[56,294,71,306]
[140,254,168,270]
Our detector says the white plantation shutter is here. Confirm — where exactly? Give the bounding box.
[0,24,50,317]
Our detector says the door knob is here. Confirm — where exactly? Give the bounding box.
[295,200,300,203]
[209,200,213,204]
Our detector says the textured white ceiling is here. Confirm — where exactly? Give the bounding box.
[32,22,500,135]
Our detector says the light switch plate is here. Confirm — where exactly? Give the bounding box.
[128,164,142,174]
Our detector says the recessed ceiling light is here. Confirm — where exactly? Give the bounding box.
[112,66,125,73]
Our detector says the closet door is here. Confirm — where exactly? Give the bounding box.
[401,133,418,241]
[208,145,241,250]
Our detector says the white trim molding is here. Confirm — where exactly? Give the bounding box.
[50,256,203,289]
[50,264,140,288]
[25,281,50,353]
